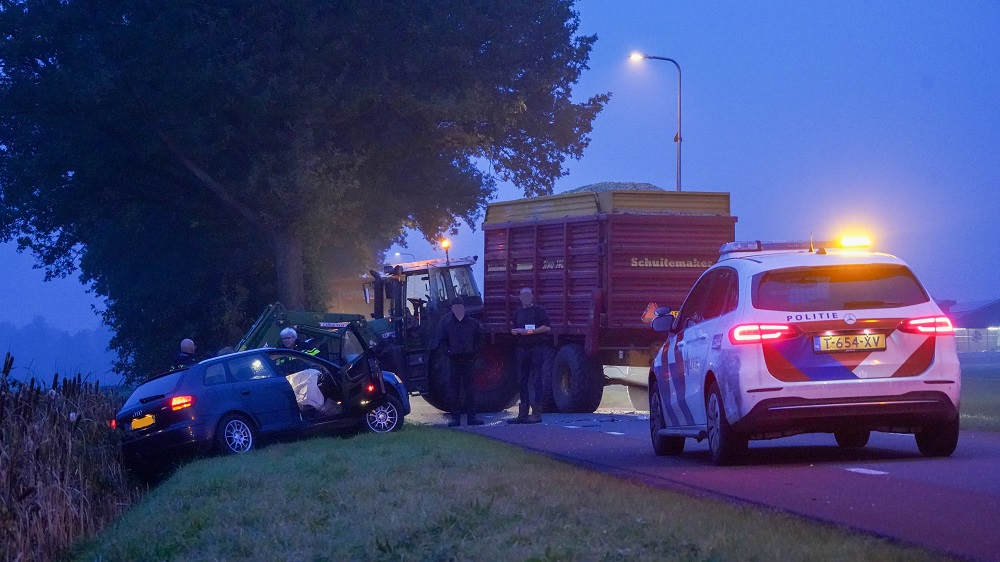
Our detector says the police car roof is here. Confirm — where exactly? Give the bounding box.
[719,247,907,274]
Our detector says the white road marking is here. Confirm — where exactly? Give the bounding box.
[846,467,889,476]
[606,431,626,435]
[564,425,580,428]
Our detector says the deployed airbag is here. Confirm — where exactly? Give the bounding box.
[285,369,325,410]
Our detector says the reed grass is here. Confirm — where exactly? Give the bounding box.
[0,353,141,562]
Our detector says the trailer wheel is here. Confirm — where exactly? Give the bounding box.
[539,347,558,412]
[552,344,602,413]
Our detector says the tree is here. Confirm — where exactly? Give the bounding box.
[0,0,607,378]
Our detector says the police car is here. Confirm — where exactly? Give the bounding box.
[648,238,961,465]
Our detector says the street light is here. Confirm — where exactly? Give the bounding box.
[440,238,451,267]
[630,51,682,191]
[394,251,415,261]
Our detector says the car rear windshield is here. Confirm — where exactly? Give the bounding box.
[123,371,186,409]
[752,264,929,312]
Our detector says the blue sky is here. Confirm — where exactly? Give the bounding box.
[2,1,998,333]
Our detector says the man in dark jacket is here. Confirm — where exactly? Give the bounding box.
[508,287,551,424]
[439,297,485,427]
[171,339,197,370]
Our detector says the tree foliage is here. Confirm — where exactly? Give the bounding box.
[0,0,607,378]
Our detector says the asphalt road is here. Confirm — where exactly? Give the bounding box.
[409,388,1000,562]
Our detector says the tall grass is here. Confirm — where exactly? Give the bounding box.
[0,353,141,562]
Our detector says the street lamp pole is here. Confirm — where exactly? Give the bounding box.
[394,251,416,262]
[630,52,682,191]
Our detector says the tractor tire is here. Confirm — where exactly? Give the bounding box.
[422,349,453,412]
[422,346,517,414]
[471,345,518,413]
[552,344,603,413]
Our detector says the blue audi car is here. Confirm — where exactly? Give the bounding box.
[116,326,409,475]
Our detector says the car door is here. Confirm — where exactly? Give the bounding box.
[339,327,376,415]
[685,267,740,426]
[226,353,301,433]
[662,271,714,428]
[267,351,347,421]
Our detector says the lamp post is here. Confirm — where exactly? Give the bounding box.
[440,238,451,267]
[630,52,682,191]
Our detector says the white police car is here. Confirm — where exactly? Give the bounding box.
[648,238,961,465]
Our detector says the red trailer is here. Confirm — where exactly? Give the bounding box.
[482,189,737,412]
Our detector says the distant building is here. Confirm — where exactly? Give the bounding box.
[944,299,1000,329]
[942,299,1000,358]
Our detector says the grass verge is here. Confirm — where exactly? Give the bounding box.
[960,365,1000,431]
[72,426,952,562]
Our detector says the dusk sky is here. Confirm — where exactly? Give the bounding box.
[2,1,998,334]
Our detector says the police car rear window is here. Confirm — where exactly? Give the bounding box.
[752,264,929,312]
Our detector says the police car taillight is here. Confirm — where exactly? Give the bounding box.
[729,324,800,344]
[898,316,954,335]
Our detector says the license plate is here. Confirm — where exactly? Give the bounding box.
[814,333,886,353]
[131,414,155,430]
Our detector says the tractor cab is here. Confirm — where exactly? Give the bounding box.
[365,256,481,394]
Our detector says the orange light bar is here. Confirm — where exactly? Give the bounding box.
[170,395,196,411]
[839,235,872,248]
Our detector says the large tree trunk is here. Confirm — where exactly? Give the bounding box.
[273,228,306,309]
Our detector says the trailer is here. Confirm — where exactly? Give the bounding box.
[481,188,737,412]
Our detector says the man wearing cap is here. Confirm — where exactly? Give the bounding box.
[508,287,551,424]
[439,296,485,427]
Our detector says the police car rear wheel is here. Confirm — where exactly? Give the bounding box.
[915,417,960,457]
[834,430,870,449]
[706,382,747,466]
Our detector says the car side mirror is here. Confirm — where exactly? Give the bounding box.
[651,307,673,333]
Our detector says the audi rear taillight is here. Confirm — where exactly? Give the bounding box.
[170,395,196,411]
[899,316,954,335]
[730,324,799,344]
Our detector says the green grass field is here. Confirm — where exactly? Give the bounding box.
[71,427,953,562]
[960,364,1000,431]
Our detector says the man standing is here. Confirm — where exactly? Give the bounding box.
[508,287,551,424]
[171,338,197,370]
[439,297,484,427]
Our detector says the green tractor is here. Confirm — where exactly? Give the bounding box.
[365,256,517,412]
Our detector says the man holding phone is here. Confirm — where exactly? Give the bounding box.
[508,287,551,424]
